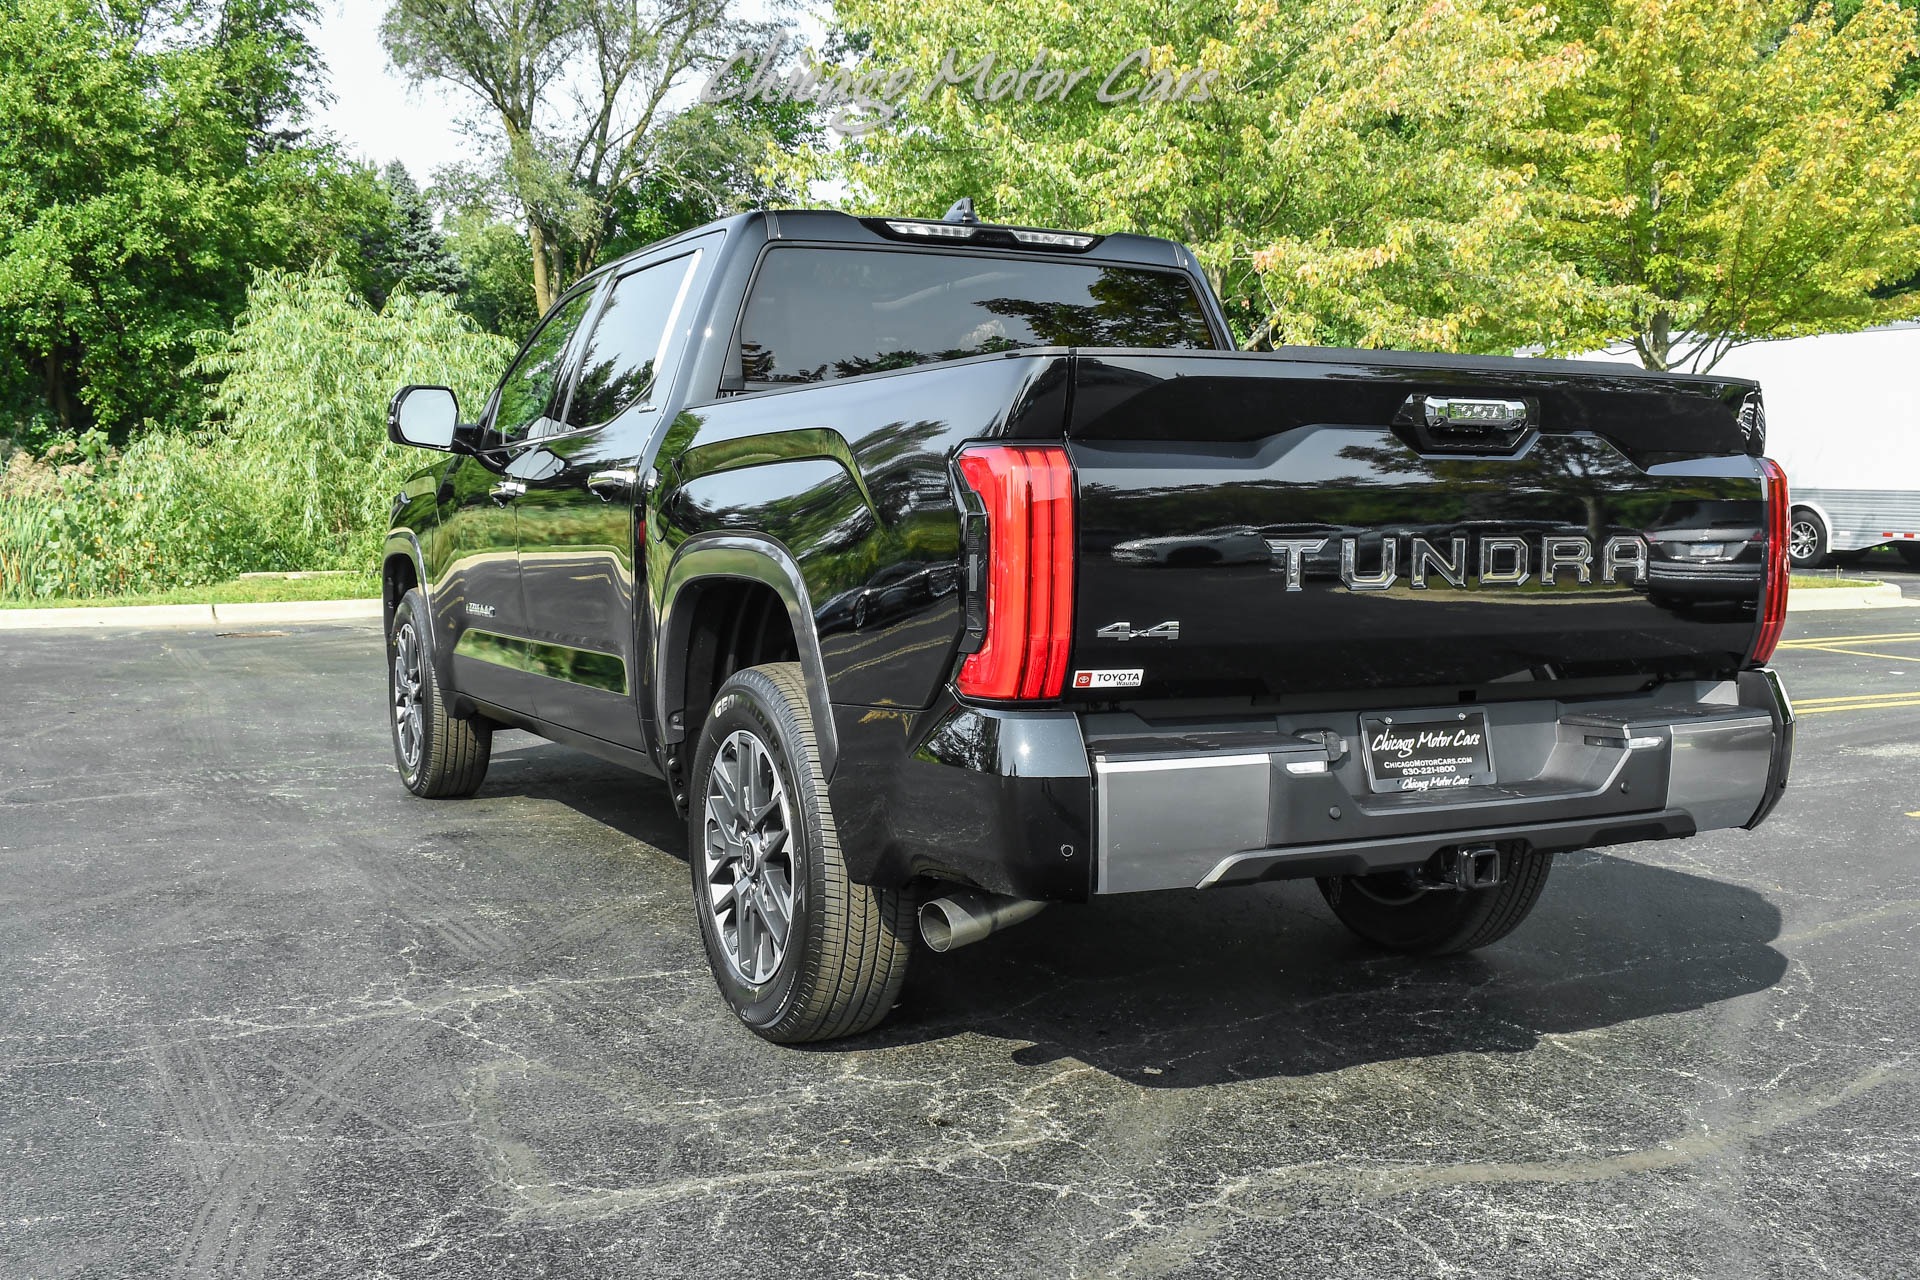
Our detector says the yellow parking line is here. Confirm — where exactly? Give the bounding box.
[1780,632,1920,647]
[1798,689,1920,703]
[1790,645,1920,663]
[1796,690,1920,706]
[1798,696,1920,716]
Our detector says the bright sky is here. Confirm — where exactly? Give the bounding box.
[307,0,467,182]
[306,0,831,184]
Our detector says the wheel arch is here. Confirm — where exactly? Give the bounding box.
[381,532,426,631]
[382,532,471,715]
[1789,499,1833,531]
[657,534,839,791]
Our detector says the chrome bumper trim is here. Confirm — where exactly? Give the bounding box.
[1091,683,1787,895]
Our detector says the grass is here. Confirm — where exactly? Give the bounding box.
[1790,574,1880,589]
[0,571,380,609]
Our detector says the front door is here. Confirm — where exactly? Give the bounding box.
[517,246,706,749]
[433,452,535,713]
[442,285,599,714]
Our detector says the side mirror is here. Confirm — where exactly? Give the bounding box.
[388,385,461,451]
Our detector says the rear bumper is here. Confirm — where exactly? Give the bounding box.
[828,670,1792,902]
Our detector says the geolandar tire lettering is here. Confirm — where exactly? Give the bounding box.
[387,587,491,798]
[686,662,913,1044]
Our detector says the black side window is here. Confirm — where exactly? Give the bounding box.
[736,247,1218,387]
[563,254,696,431]
[492,288,596,443]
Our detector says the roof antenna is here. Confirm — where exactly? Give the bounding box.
[943,197,979,225]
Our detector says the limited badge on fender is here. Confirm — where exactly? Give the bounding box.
[1072,669,1144,689]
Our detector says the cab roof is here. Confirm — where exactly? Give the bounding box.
[593,207,1205,279]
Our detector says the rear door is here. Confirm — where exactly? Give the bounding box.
[516,243,708,748]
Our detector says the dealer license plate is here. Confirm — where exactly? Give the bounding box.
[1359,711,1495,794]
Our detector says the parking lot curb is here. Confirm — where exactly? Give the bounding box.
[1787,582,1914,612]
[0,598,381,630]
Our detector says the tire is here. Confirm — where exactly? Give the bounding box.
[387,588,491,798]
[688,663,912,1043]
[1317,846,1554,955]
[1897,543,1920,568]
[1787,507,1831,570]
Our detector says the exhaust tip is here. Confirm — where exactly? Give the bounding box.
[918,892,1045,952]
[919,899,960,953]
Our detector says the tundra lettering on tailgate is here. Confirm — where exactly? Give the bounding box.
[1263,533,1651,593]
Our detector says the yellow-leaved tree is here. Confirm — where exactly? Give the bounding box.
[1535,0,1920,370]
[827,0,1920,365]
[829,0,1598,352]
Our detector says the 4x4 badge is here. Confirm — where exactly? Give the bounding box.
[1096,620,1180,641]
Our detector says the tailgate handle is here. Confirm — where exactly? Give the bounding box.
[1423,397,1529,431]
[1396,394,1537,456]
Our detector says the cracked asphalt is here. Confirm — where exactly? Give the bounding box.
[3,583,1919,1278]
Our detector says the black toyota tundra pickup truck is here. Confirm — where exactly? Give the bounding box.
[382,206,1794,1043]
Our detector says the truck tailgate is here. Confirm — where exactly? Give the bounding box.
[1060,349,1767,701]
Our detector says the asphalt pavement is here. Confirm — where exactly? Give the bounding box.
[2,578,1918,1279]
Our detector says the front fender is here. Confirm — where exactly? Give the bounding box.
[382,529,472,718]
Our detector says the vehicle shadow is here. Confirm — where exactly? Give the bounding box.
[484,738,690,856]
[479,741,1788,1089]
[1855,545,1920,583]
[869,852,1788,1086]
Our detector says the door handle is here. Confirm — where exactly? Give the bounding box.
[490,479,526,504]
[587,468,638,502]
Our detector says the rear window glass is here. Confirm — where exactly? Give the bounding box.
[737,247,1217,386]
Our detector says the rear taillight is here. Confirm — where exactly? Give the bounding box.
[1749,457,1790,665]
[954,445,1075,700]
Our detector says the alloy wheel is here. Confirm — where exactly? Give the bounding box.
[391,622,425,770]
[1788,518,1821,563]
[703,729,797,985]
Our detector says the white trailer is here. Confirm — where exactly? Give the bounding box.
[1581,325,1920,568]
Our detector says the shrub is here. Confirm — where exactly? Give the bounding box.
[0,434,135,597]
[0,265,514,600]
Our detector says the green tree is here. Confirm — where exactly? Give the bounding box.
[1535,0,1920,370]
[382,0,760,313]
[440,203,540,337]
[0,0,392,438]
[356,162,465,307]
[831,0,1594,353]
[192,265,512,560]
[596,92,821,264]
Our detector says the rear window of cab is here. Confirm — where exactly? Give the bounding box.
[736,246,1219,387]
